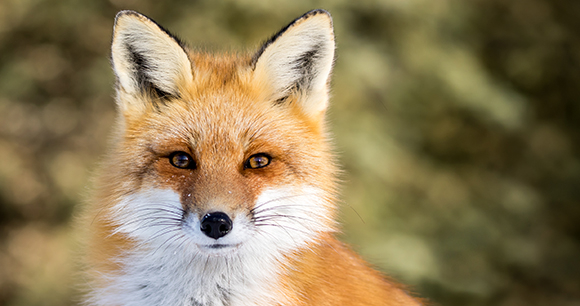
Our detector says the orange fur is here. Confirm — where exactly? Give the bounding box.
[81,9,424,306]
[281,233,424,305]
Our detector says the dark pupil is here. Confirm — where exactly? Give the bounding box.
[252,156,267,167]
[173,153,190,167]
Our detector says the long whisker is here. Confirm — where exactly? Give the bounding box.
[151,231,186,256]
[127,207,184,218]
[173,234,191,254]
[254,222,313,237]
[140,227,183,245]
[114,217,181,231]
[117,216,183,229]
[252,214,320,226]
[252,212,317,220]
[251,204,318,217]
[137,205,185,214]
[250,193,321,214]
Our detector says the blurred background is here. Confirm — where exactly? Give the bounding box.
[1,0,579,305]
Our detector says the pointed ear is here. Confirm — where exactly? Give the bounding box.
[111,11,193,110]
[252,9,335,117]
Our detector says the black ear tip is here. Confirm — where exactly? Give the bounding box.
[113,10,186,49]
[304,9,332,18]
[115,10,142,20]
[298,9,333,23]
[114,10,152,27]
[293,9,334,34]
[250,9,334,68]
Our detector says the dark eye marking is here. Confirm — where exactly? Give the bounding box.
[169,151,196,169]
[245,153,271,169]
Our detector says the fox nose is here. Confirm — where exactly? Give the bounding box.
[200,212,232,239]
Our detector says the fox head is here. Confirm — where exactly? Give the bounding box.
[99,9,337,261]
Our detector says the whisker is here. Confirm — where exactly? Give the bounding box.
[109,220,181,238]
[251,204,318,217]
[123,219,182,229]
[125,206,184,217]
[253,221,309,241]
[114,202,185,212]
[118,216,183,229]
[250,193,320,214]
[116,207,181,217]
[252,217,321,232]
[141,227,182,245]
[257,220,296,243]
[130,210,183,219]
[141,222,182,230]
[252,213,319,224]
[151,232,186,256]
[252,228,281,245]
[173,234,190,253]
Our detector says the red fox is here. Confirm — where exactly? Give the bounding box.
[82,9,424,306]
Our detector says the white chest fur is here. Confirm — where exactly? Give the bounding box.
[94,243,281,306]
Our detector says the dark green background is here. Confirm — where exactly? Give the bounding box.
[0,0,579,305]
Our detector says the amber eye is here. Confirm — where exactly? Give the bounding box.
[245,153,271,169]
[169,151,195,169]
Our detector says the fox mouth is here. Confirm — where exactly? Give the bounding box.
[197,243,242,255]
[203,243,239,249]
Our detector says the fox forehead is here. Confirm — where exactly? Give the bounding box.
[183,52,252,90]
[128,89,317,155]
[123,56,321,153]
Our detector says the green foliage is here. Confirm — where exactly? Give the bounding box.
[0,0,579,305]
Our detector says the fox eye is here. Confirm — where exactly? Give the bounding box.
[169,151,195,169]
[245,153,271,169]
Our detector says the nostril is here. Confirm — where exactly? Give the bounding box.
[200,212,233,239]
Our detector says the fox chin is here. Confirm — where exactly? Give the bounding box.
[81,9,424,306]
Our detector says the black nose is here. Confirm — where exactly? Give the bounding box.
[200,212,232,239]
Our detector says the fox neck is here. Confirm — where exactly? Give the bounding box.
[98,242,285,306]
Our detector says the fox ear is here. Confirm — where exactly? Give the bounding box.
[252,10,335,117]
[111,11,193,111]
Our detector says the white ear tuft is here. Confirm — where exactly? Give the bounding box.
[253,9,335,117]
[111,11,193,108]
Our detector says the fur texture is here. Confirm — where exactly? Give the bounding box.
[82,9,423,306]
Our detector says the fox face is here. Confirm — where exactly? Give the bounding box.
[111,83,337,257]
[109,9,336,254]
[87,9,337,305]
